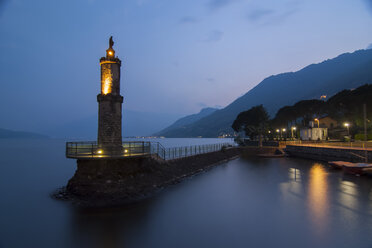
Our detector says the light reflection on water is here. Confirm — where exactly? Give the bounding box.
[307,164,329,236]
[1,139,372,248]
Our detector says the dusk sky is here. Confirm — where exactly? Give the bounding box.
[1,0,372,134]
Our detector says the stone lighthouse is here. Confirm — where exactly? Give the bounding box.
[97,36,123,152]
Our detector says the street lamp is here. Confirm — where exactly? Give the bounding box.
[314,118,319,128]
[291,126,297,139]
[344,122,350,136]
[282,128,286,139]
[276,129,280,140]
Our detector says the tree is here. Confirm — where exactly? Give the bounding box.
[271,99,326,128]
[232,105,270,147]
[271,105,297,128]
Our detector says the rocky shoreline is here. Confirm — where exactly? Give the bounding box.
[54,147,242,208]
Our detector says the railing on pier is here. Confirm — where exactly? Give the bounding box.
[66,141,234,160]
[156,143,232,160]
[66,141,152,159]
[281,140,372,150]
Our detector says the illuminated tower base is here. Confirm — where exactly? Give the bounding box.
[97,37,123,152]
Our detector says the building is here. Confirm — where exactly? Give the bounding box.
[300,120,328,141]
[318,116,338,129]
[300,127,328,141]
[66,37,158,159]
[97,36,123,153]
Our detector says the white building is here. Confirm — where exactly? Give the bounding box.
[300,127,328,141]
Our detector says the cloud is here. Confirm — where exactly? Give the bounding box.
[246,1,300,25]
[206,77,215,82]
[247,8,274,21]
[203,30,224,42]
[367,43,372,50]
[179,16,198,24]
[207,0,236,11]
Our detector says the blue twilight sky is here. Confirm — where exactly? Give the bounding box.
[0,0,372,133]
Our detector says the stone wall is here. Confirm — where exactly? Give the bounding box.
[97,94,123,147]
[66,147,242,207]
[285,145,372,162]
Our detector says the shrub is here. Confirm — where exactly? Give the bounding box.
[354,133,372,141]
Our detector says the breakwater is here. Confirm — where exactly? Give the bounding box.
[63,147,242,207]
[285,145,371,162]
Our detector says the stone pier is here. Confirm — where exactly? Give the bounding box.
[285,145,371,162]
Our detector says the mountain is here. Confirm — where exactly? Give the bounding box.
[0,128,48,139]
[46,109,182,139]
[163,49,372,137]
[155,107,218,136]
[123,109,181,137]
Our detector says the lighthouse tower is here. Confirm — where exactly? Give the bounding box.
[97,36,123,152]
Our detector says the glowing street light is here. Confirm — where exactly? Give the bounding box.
[282,128,287,139]
[314,118,319,128]
[291,126,297,139]
[344,122,350,136]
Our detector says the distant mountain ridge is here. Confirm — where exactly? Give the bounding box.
[161,49,372,137]
[0,128,48,139]
[155,107,218,136]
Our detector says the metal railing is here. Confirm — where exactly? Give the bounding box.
[66,141,152,159]
[66,141,234,160]
[158,143,233,160]
[283,140,372,150]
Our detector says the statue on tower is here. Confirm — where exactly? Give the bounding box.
[109,36,114,49]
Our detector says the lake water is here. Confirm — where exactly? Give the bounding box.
[1,138,372,248]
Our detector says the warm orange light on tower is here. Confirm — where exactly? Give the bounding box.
[102,77,112,95]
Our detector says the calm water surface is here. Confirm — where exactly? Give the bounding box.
[1,138,372,248]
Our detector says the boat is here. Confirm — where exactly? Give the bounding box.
[342,163,372,176]
[328,161,354,170]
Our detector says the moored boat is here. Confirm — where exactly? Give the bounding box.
[342,163,372,176]
[328,161,354,170]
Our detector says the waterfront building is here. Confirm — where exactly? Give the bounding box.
[300,127,328,141]
[318,116,338,129]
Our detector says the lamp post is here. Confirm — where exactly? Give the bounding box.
[276,129,280,140]
[282,128,286,140]
[291,126,296,139]
[344,122,350,136]
[314,118,319,128]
